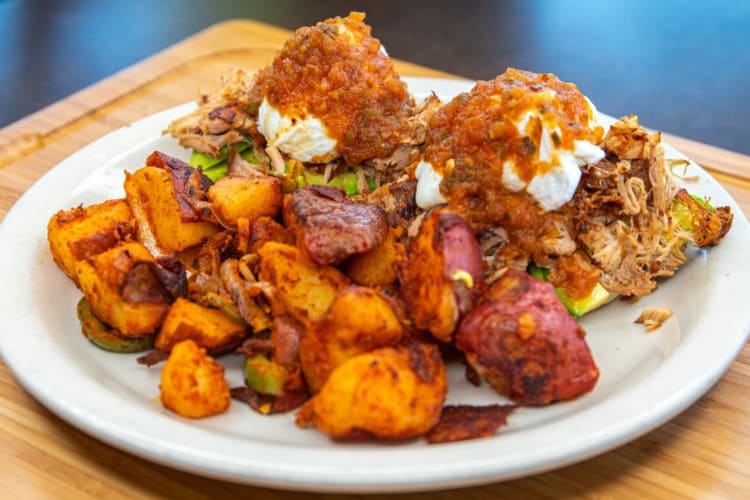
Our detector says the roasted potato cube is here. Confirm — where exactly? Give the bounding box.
[257,241,350,327]
[156,297,248,353]
[76,242,176,336]
[296,342,447,439]
[207,176,282,227]
[160,339,230,418]
[396,209,484,342]
[77,297,155,353]
[47,199,135,285]
[300,286,403,393]
[343,228,403,286]
[125,166,219,254]
[244,216,295,254]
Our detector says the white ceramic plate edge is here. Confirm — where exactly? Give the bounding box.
[1,77,749,493]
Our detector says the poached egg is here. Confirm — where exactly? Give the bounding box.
[416,71,606,212]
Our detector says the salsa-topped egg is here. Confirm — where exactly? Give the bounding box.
[416,68,605,217]
[252,12,414,165]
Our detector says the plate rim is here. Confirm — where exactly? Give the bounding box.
[1,76,749,493]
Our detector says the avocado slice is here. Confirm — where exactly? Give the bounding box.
[76,298,155,353]
[528,265,611,318]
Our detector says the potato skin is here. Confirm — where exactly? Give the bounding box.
[156,297,248,353]
[207,176,282,227]
[160,339,231,418]
[76,242,173,336]
[300,286,403,393]
[257,241,350,327]
[296,342,447,439]
[396,209,484,342]
[124,166,219,254]
[47,199,135,286]
[456,269,599,406]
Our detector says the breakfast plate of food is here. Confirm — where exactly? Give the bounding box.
[0,12,748,493]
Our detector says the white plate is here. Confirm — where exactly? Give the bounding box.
[1,77,749,493]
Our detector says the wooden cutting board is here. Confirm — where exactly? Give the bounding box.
[1,19,749,499]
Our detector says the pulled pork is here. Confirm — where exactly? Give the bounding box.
[165,69,259,157]
[361,94,442,183]
[572,116,689,297]
[166,69,439,192]
[480,115,731,298]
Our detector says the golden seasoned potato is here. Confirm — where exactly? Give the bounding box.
[396,209,484,342]
[76,242,176,336]
[243,216,295,254]
[281,193,298,235]
[296,342,447,439]
[257,241,350,327]
[207,176,282,227]
[343,228,404,286]
[125,166,219,254]
[47,199,135,285]
[160,339,230,418]
[156,297,248,353]
[300,286,403,393]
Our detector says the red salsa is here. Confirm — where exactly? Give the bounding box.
[252,12,414,165]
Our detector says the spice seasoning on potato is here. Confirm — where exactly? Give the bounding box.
[296,342,446,439]
[396,208,484,342]
[299,286,403,393]
[456,269,599,406]
[159,339,231,418]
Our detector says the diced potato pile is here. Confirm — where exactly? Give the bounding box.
[47,151,449,438]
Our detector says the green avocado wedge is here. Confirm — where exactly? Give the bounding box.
[189,142,261,182]
[76,298,155,353]
[527,265,611,318]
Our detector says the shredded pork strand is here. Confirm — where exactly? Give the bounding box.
[165,69,259,157]
[265,146,286,174]
[361,94,442,183]
[226,148,268,178]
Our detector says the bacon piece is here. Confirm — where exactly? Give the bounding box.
[456,269,599,406]
[136,348,170,366]
[121,256,186,304]
[426,404,517,444]
[290,185,388,266]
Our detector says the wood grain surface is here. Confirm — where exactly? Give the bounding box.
[1,20,748,498]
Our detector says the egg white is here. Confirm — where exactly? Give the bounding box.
[257,99,339,163]
[415,96,605,211]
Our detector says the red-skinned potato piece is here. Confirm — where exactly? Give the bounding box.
[455,269,599,406]
[396,208,484,342]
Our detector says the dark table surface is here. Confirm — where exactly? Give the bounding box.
[1,0,748,154]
